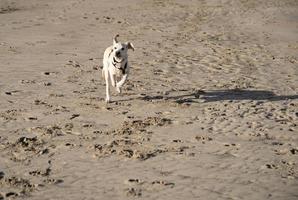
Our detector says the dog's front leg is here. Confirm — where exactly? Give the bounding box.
[109,70,116,87]
[116,72,129,94]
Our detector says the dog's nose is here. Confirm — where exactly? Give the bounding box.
[116,51,121,57]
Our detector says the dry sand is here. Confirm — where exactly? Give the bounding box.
[0,0,298,199]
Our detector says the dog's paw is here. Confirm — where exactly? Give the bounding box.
[105,97,111,103]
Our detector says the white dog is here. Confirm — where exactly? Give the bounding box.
[102,34,134,103]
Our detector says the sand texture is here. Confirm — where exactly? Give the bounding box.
[0,0,298,199]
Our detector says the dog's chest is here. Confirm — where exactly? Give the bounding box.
[115,67,123,77]
[110,61,127,76]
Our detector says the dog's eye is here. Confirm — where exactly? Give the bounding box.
[114,47,117,50]
[121,47,124,51]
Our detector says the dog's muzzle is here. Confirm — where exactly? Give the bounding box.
[113,57,122,64]
[115,51,121,58]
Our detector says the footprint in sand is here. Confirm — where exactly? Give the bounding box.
[65,60,81,68]
[29,125,64,137]
[124,178,144,185]
[29,167,51,177]
[43,178,63,185]
[4,90,20,95]
[195,136,213,144]
[20,79,36,84]
[43,82,52,86]
[5,192,18,198]
[265,164,278,169]
[0,171,4,179]
[65,143,76,147]
[0,6,20,14]
[70,114,80,120]
[0,109,22,121]
[125,187,142,197]
[151,180,175,188]
[82,123,93,128]
[25,117,38,121]
[289,148,298,155]
[172,139,183,143]
[223,143,240,148]
[1,175,37,195]
[43,71,58,76]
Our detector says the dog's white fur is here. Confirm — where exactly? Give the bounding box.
[102,34,134,103]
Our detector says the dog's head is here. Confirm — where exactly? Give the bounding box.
[111,34,134,62]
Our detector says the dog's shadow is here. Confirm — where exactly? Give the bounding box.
[134,89,298,103]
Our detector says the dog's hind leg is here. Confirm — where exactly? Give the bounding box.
[104,70,111,103]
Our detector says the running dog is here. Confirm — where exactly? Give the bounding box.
[102,34,134,103]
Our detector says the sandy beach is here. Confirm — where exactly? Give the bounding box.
[0,0,298,199]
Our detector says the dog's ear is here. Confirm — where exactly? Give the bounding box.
[126,42,135,51]
[113,34,119,45]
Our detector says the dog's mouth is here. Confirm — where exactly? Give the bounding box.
[113,56,123,63]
